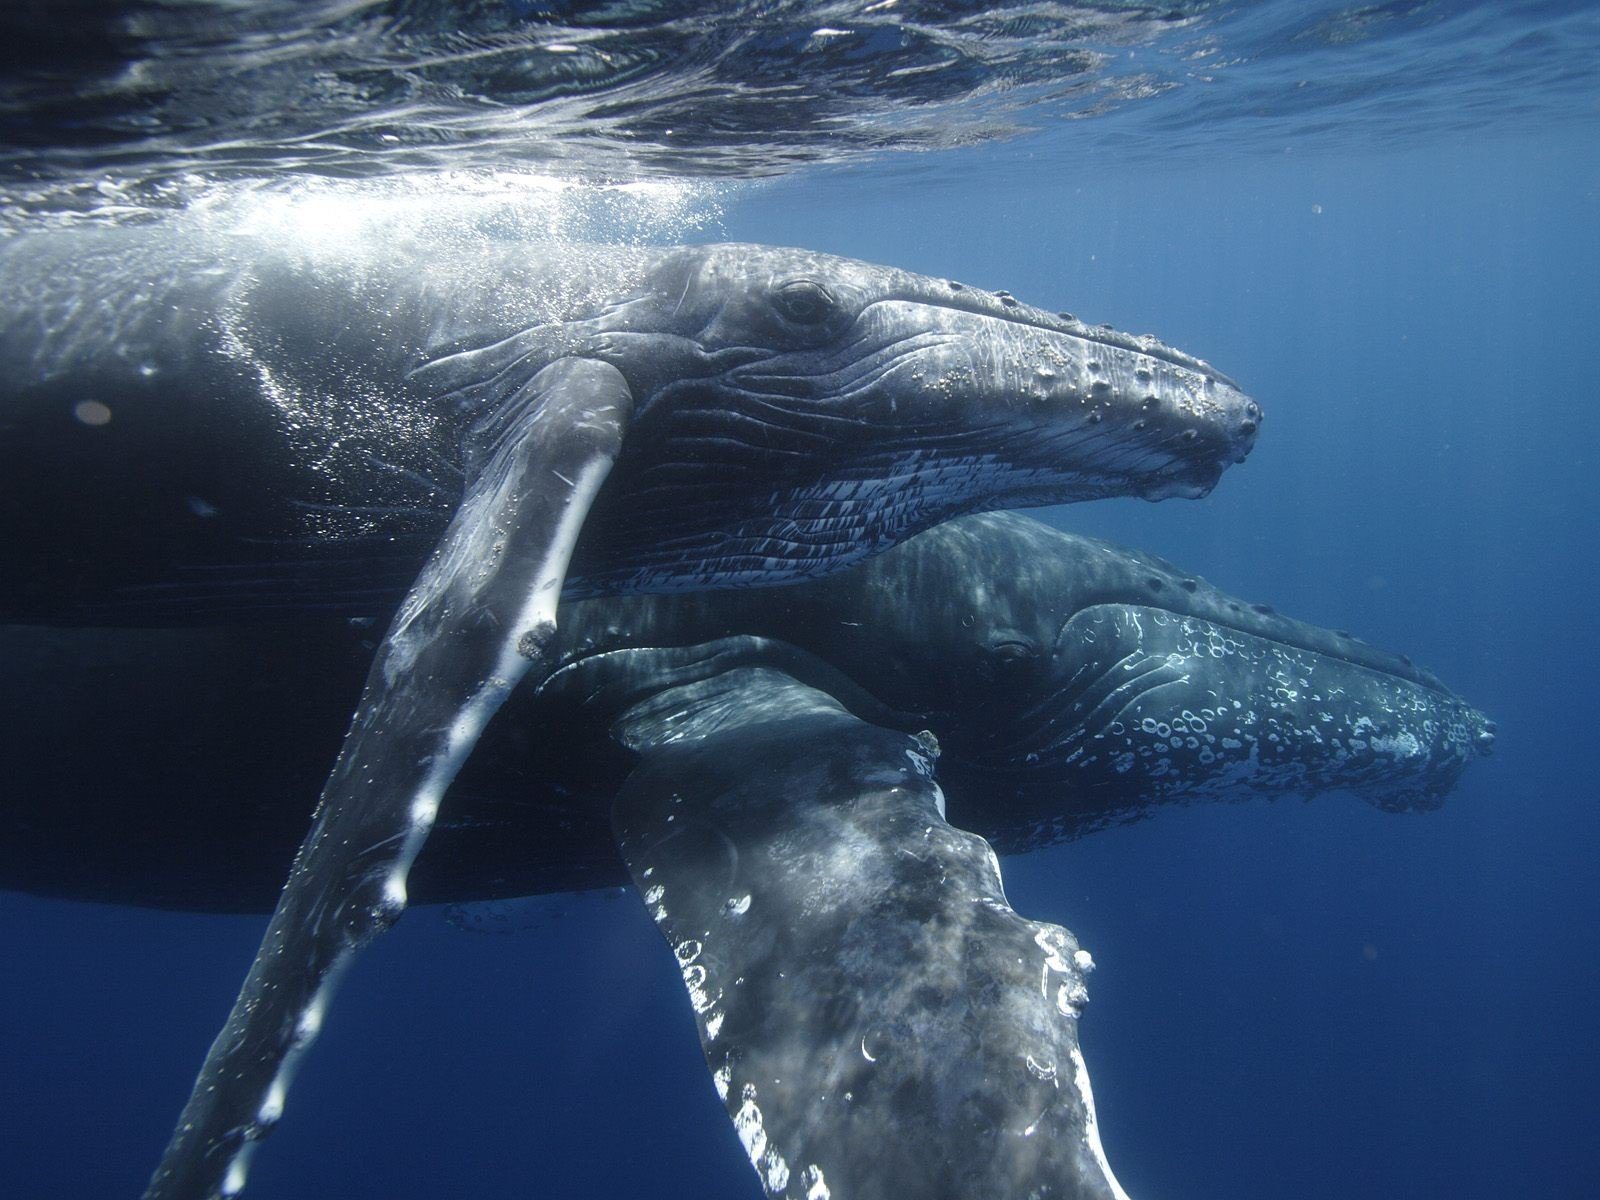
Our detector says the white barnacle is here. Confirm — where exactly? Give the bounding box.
[802,1164,832,1200]
[1057,978,1089,1017]
[730,1086,790,1192]
[734,1087,768,1163]
[765,1153,791,1194]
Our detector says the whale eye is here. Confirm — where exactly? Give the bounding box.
[990,640,1037,662]
[976,635,1039,683]
[985,636,1040,667]
[772,279,837,325]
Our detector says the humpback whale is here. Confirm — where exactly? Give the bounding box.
[1,513,1491,1198]
[0,219,1258,1199]
[2,514,1493,912]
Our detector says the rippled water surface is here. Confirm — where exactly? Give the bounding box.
[4,0,1598,205]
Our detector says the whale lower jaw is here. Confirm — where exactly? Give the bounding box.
[571,455,1130,597]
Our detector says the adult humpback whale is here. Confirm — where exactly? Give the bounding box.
[0,513,1491,1199]
[0,219,1258,1200]
[2,514,1493,912]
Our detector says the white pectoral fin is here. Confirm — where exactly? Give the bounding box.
[145,358,633,1200]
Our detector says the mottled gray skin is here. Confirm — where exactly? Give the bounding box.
[1,218,1259,1200]
[611,671,1128,1200]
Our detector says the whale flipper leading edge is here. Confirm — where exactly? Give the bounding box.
[147,359,633,1198]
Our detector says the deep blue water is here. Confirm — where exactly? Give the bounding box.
[4,5,1600,1200]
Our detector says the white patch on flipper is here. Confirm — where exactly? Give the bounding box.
[258,1077,287,1126]
[384,871,408,908]
[985,843,1004,892]
[383,457,613,918]
[213,951,355,1194]
[221,1155,250,1197]
[1070,1045,1132,1200]
[296,988,329,1042]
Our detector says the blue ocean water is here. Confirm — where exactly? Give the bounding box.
[3,4,1599,1199]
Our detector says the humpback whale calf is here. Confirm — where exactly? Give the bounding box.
[1,513,1492,1198]
[2,513,1493,912]
[0,218,1257,1199]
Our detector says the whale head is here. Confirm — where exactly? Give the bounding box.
[558,244,1261,592]
[605,244,1257,495]
[818,512,1493,840]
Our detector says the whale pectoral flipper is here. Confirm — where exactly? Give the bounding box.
[145,358,632,1200]
[611,669,1132,1200]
